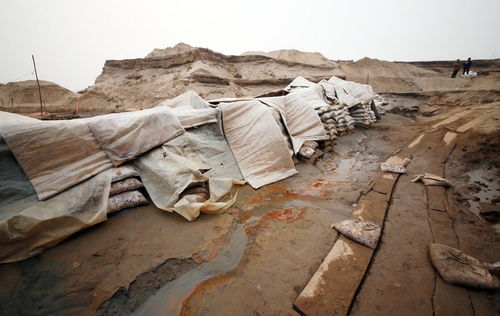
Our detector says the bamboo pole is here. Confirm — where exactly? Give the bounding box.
[32,55,43,117]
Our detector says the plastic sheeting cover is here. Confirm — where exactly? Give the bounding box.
[156,90,212,110]
[172,178,245,221]
[328,76,377,104]
[156,90,218,128]
[284,76,316,92]
[319,80,361,107]
[259,94,328,153]
[219,100,297,189]
[287,84,330,110]
[0,171,111,263]
[133,134,209,211]
[0,112,114,200]
[0,108,184,200]
[133,121,244,221]
[88,107,184,167]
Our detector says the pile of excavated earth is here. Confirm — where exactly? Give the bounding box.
[0,44,499,316]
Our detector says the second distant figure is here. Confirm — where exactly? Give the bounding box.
[463,57,472,75]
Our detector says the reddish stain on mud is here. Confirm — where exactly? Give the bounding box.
[264,207,306,223]
[292,179,339,198]
[192,234,229,263]
[242,182,290,210]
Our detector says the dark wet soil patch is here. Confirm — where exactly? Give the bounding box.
[97,258,196,315]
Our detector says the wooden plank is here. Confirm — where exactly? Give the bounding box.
[294,236,373,316]
[351,190,389,226]
[372,172,398,197]
[426,186,446,212]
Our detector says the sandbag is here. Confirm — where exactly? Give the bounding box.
[333,218,381,249]
[109,165,140,182]
[298,146,315,158]
[107,190,148,214]
[429,243,500,289]
[109,178,144,196]
[381,157,411,174]
[411,173,452,187]
[303,140,319,149]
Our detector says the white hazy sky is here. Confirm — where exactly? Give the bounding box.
[1,0,499,91]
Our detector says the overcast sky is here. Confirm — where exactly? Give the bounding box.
[1,0,499,91]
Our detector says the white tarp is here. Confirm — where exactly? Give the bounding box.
[319,80,361,107]
[259,94,328,153]
[287,84,330,110]
[133,120,244,221]
[328,76,377,104]
[156,90,218,128]
[0,108,184,200]
[219,100,297,188]
[156,90,212,110]
[173,108,218,129]
[284,76,316,92]
[0,112,114,200]
[0,170,112,263]
[88,107,184,167]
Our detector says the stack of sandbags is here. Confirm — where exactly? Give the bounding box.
[297,140,324,164]
[332,105,356,134]
[314,106,337,152]
[107,165,148,214]
[316,102,355,139]
[348,103,378,128]
[318,139,335,153]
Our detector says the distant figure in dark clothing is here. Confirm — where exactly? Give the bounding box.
[463,57,472,75]
[451,59,461,78]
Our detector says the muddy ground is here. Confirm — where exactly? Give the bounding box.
[1,97,499,315]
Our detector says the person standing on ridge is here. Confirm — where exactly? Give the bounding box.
[451,59,461,78]
[463,57,472,75]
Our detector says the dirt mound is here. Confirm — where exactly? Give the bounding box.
[0,80,78,113]
[77,45,344,112]
[343,57,439,79]
[145,42,196,58]
[242,49,337,67]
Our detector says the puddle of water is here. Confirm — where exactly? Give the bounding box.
[468,169,498,202]
[132,226,247,316]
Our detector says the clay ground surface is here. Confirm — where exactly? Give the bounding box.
[1,101,499,316]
